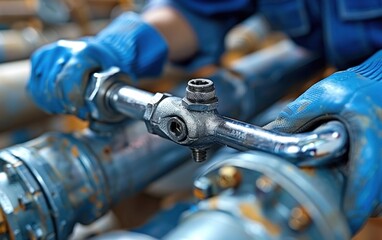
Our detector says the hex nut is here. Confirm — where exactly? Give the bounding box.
[182,98,218,112]
[142,93,171,133]
[85,67,128,122]
[143,93,169,121]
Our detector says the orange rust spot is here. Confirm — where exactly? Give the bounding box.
[289,206,311,231]
[12,205,22,214]
[193,188,206,200]
[103,146,112,155]
[299,167,316,176]
[63,115,88,131]
[0,209,8,235]
[239,203,281,236]
[62,139,69,147]
[46,136,54,143]
[0,196,17,238]
[96,201,103,210]
[101,146,113,163]
[89,195,97,204]
[80,187,89,194]
[71,146,79,158]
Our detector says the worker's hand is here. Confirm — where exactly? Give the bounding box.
[265,50,382,234]
[27,12,168,119]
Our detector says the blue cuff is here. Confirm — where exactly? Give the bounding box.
[145,0,235,72]
[95,12,168,79]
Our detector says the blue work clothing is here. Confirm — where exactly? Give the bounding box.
[147,0,382,69]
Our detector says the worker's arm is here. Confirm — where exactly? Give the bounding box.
[144,0,255,71]
[142,7,197,62]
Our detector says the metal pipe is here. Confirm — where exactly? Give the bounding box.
[212,117,347,165]
[224,14,271,54]
[97,75,347,164]
[109,84,154,120]
[0,60,48,132]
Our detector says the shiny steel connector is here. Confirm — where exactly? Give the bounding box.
[86,69,348,165]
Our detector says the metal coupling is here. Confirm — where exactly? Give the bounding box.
[182,79,218,162]
[87,68,348,165]
[182,79,218,112]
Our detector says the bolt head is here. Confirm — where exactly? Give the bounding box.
[255,175,280,207]
[255,176,278,194]
[288,206,311,231]
[218,166,242,189]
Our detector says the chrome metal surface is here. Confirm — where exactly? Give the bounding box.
[110,85,154,120]
[212,117,347,165]
[91,69,347,164]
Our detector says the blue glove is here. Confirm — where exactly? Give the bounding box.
[265,50,382,234]
[27,12,168,119]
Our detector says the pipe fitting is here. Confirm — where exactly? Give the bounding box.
[182,79,218,112]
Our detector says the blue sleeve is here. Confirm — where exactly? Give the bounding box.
[144,0,256,72]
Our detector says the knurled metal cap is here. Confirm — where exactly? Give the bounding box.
[182,79,218,111]
[185,79,217,104]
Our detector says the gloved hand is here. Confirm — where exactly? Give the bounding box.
[27,12,168,119]
[265,50,382,234]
